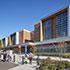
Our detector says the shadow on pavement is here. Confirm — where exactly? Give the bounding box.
[0,62,18,70]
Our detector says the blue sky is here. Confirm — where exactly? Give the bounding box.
[0,0,70,38]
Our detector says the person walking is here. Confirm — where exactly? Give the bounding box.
[3,51,7,62]
[24,55,28,64]
[22,56,25,64]
[36,54,40,65]
[28,52,33,64]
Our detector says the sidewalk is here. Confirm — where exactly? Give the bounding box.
[0,62,18,70]
[8,63,37,70]
[8,56,70,70]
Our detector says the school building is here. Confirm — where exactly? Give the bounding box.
[0,6,70,56]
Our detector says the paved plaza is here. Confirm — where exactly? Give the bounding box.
[0,61,37,70]
[0,62,18,70]
[9,64,37,70]
[0,56,70,70]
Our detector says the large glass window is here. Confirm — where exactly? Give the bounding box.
[56,12,68,37]
[2,38,5,47]
[43,19,52,40]
[11,33,16,45]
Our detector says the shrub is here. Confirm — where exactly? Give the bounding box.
[57,63,65,70]
[48,64,55,70]
[41,59,47,66]
[65,61,70,68]
[40,66,48,70]
[63,54,70,58]
[37,58,70,70]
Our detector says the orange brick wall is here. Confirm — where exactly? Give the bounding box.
[30,31,34,41]
[19,31,24,44]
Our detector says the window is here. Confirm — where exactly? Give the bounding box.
[43,19,52,40]
[56,12,68,37]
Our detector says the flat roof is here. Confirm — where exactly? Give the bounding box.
[41,6,69,21]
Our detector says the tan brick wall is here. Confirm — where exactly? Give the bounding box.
[19,30,31,44]
[23,30,31,42]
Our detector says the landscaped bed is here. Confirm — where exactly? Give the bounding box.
[36,57,70,70]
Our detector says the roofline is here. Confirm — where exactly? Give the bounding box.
[34,5,69,26]
[41,5,69,21]
[1,29,31,40]
[22,29,31,33]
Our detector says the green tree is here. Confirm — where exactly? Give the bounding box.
[0,39,2,48]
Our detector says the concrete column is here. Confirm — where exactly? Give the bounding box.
[5,37,8,47]
[25,44,27,55]
[40,20,43,41]
[16,32,19,44]
[18,45,21,54]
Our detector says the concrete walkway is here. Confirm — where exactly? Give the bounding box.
[7,56,70,70]
[0,62,18,70]
[8,64,37,70]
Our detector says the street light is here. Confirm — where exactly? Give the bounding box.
[59,32,65,61]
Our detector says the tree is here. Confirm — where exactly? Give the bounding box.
[0,39,3,48]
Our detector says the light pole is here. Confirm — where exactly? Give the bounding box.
[59,32,65,61]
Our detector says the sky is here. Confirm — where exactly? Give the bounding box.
[0,0,70,39]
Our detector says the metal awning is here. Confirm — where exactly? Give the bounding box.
[34,37,70,45]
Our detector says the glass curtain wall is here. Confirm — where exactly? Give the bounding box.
[11,33,16,45]
[56,12,68,37]
[43,19,52,40]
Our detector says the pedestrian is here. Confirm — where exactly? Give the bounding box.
[28,52,33,64]
[22,56,25,64]
[13,54,15,62]
[3,51,7,62]
[36,54,40,65]
[24,55,28,64]
[7,54,12,62]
